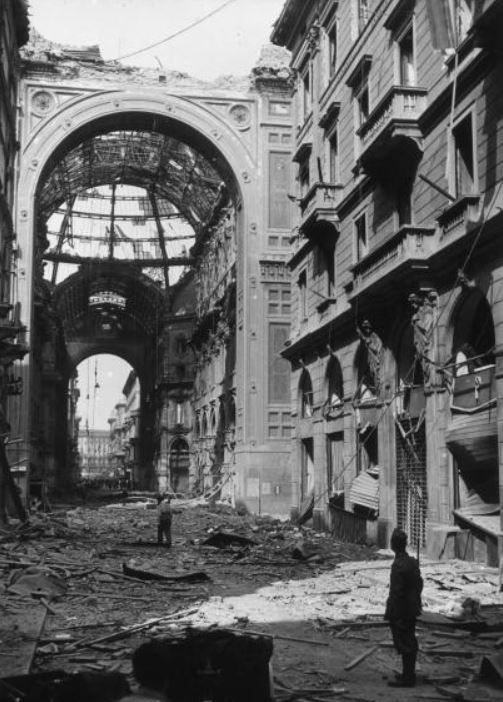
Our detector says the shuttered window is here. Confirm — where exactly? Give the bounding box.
[269,323,290,403]
[269,152,291,229]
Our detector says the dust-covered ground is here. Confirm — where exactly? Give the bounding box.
[1,497,503,701]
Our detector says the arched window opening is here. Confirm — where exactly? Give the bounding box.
[452,293,495,377]
[327,355,343,404]
[324,355,344,419]
[446,290,497,515]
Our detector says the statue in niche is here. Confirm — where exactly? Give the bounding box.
[409,291,437,386]
[357,319,383,397]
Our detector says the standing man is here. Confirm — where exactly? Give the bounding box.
[157,493,172,547]
[385,527,423,688]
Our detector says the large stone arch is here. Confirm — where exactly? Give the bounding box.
[17,90,258,333]
[13,89,260,487]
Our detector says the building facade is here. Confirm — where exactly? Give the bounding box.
[78,428,111,481]
[9,34,297,515]
[272,0,503,563]
[0,1,29,519]
[108,370,141,488]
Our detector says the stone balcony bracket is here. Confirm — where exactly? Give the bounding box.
[349,225,436,297]
[293,140,313,164]
[319,100,341,130]
[356,85,428,176]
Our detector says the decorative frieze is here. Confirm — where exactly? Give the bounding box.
[259,259,290,282]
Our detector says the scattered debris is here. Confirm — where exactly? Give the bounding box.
[122,561,211,583]
[2,496,503,700]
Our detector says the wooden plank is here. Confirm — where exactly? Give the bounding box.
[344,644,379,671]
[0,607,46,676]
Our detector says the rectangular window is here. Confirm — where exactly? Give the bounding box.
[298,269,307,320]
[329,128,339,183]
[268,323,291,403]
[298,156,310,198]
[267,287,290,316]
[328,20,338,77]
[354,212,368,261]
[268,410,293,439]
[326,247,335,296]
[355,82,369,128]
[397,185,412,226]
[269,151,291,229]
[268,288,280,315]
[398,26,415,86]
[452,113,476,196]
[269,101,291,116]
[301,63,311,119]
[314,244,335,296]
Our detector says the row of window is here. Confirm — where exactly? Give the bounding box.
[300,1,474,126]
[297,1,476,196]
[295,108,479,315]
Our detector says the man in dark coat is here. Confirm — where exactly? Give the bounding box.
[384,527,423,687]
[157,493,172,547]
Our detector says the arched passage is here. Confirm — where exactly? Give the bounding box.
[14,91,256,494]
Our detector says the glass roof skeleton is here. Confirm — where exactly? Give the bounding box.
[38,130,225,288]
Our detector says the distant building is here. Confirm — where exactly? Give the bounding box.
[272,0,503,563]
[108,371,140,487]
[78,429,111,480]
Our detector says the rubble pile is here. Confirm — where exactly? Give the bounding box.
[1,500,503,700]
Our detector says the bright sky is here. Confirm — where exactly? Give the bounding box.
[27,0,287,80]
[76,354,133,430]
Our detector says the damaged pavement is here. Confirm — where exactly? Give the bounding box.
[1,497,503,701]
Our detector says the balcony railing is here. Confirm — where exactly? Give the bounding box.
[350,225,435,295]
[300,182,342,232]
[437,195,480,240]
[451,365,496,413]
[357,86,427,164]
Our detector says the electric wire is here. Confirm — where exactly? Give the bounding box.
[111,0,237,62]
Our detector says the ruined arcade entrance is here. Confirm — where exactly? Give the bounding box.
[23,111,240,495]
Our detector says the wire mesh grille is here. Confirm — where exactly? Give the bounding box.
[396,421,427,549]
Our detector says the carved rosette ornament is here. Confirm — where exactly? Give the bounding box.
[357,319,383,396]
[228,103,251,130]
[31,90,56,116]
[408,290,438,387]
